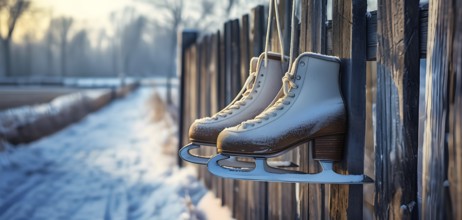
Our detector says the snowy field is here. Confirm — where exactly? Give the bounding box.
[0,88,229,220]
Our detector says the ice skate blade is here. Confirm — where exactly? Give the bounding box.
[179,144,298,168]
[207,154,373,184]
[179,143,212,165]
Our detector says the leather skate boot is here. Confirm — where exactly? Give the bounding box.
[179,52,288,165]
[208,52,373,184]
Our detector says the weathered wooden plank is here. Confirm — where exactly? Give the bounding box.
[449,1,462,218]
[240,14,250,86]
[217,29,225,205]
[223,18,243,218]
[195,41,205,182]
[330,0,367,219]
[178,31,197,167]
[300,0,327,53]
[364,61,377,218]
[327,7,429,60]
[231,19,242,96]
[419,4,428,58]
[234,13,251,220]
[224,21,233,105]
[366,11,377,61]
[246,6,268,220]
[265,1,297,219]
[207,33,220,198]
[375,0,420,219]
[298,0,327,219]
[422,0,456,218]
[250,5,266,58]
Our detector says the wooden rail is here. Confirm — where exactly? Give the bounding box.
[178,0,461,219]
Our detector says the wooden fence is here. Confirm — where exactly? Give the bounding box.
[178,0,461,219]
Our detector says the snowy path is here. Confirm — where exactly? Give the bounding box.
[0,88,209,220]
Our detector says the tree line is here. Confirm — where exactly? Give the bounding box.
[0,0,265,79]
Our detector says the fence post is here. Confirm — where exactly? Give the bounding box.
[448,1,462,218]
[297,0,328,219]
[422,0,458,218]
[375,0,420,219]
[178,30,198,167]
[330,0,367,218]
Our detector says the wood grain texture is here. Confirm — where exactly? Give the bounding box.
[328,7,429,61]
[422,0,455,218]
[250,5,265,58]
[178,31,197,166]
[299,0,327,53]
[298,0,327,219]
[331,0,367,219]
[235,14,251,220]
[449,1,462,218]
[267,1,297,219]
[223,19,240,218]
[375,0,420,219]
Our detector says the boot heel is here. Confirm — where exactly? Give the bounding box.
[312,135,344,161]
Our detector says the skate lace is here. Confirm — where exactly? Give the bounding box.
[240,71,298,129]
[210,71,258,119]
[240,0,298,129]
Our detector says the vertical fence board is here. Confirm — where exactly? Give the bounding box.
[240,14,251,86]
[331,0,367,219]
[375,0,420,219]
[247,6,268,220]
[250,5,266,58]
[235,13,251,220]
[209,33,220,198]
[266,1,297,219]
[298,0,328,219]
[178,31,197,166]
[449,1,462,218]
[422,0,455,218]
[195,41,205,182]
[218,29,226,206]
[223,21,235,216]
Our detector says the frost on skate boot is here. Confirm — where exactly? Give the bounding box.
[179,52,288,165]
[208,53,373,184]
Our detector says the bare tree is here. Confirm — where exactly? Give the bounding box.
[45,27,55,75]
[225,0,238,17]
[140,0,183,104]
[69,29,91,75]
[46,17,73,76]
[50,17,74,76]
[110,7,146,83]
[0,0,31,76]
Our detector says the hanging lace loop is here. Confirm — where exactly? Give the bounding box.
[264,0,285,67]
[209,0,287,120]
[241,0,298,129]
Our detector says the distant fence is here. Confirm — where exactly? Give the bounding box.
[178,0,461,219]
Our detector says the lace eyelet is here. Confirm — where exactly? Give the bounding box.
[296,75,301,80]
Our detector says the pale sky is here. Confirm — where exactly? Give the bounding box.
[13,0,144,42]
[12,0,258,43]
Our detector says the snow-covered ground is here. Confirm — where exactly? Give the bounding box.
[0,88,229,220]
